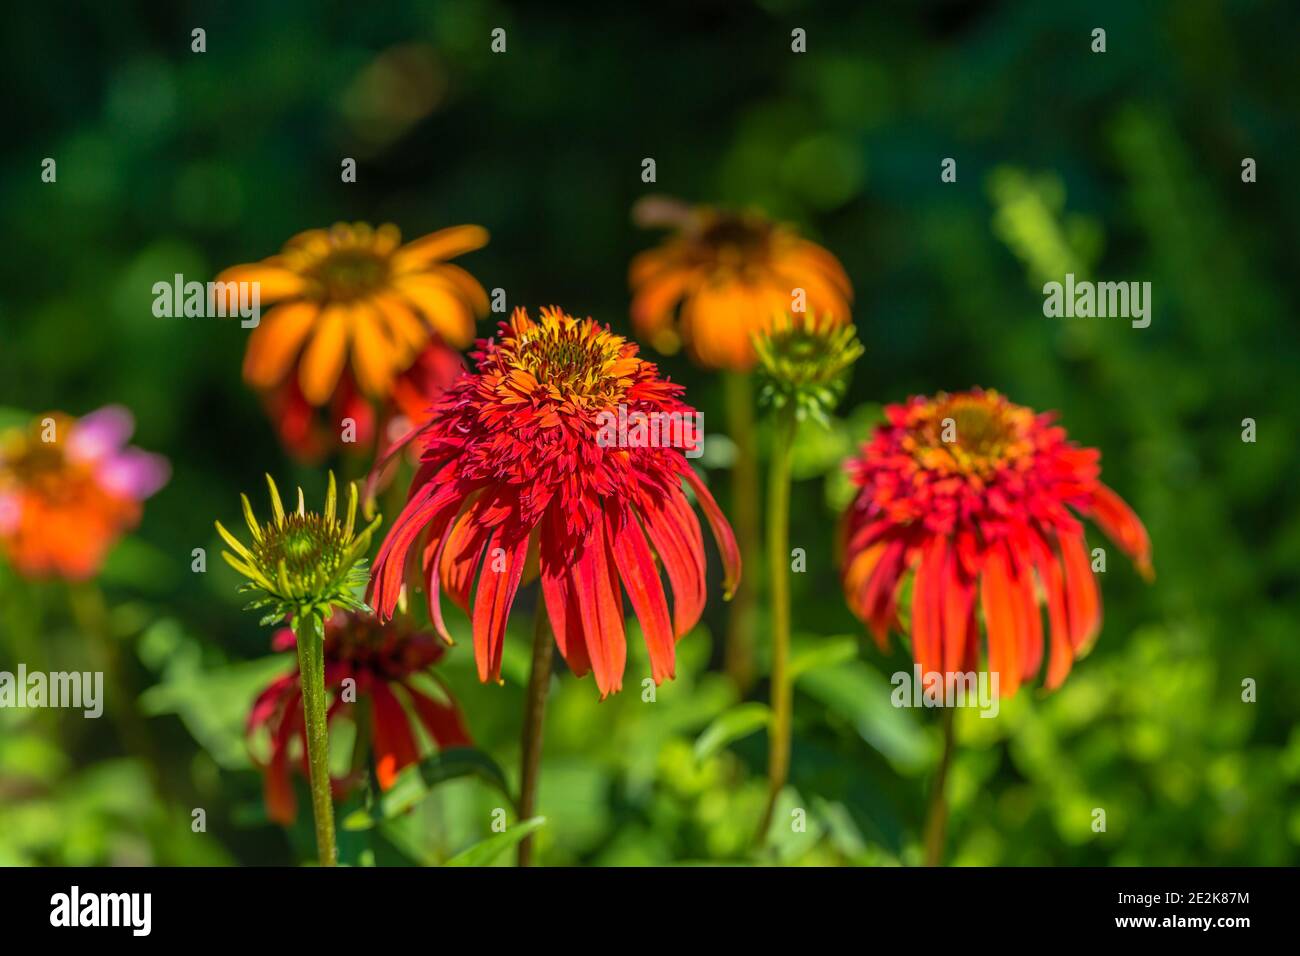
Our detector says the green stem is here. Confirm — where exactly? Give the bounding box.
[293,611,337,866]
[922,705,957,866]
[723,371,760,693]
[517,605,554,867]
[756,408,797,847]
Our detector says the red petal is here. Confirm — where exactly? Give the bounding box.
[1059,531,1100,650]
[406,682,472,749]
[439,493,495,614]
[910,537,945,678]
[679,466,741,599]
[980,545,1022,698]
[540,510,592,678]
[609,503,676,684]
[1037,541,1074,690]
[569,521,627,698]
[370,683,420,790]
[1089,483,1152,580]
[471,523,529,684]
[640,490,706,638]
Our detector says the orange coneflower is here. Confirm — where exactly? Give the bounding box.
[248,611,470,825]
[629,198,853,371]
[0,406,169,580]
[369,306,741,698]
[841,388,1152,696]
[218,221,489,406]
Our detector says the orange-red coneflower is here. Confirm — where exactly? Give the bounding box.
[369,306,741,698]
[629,198,853,371]
[842,388,1152,696]
[218,221,489,406]
[0,406,169,580]
[248,612,470,825]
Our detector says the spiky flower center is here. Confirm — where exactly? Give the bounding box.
[907,393,1033,478]
[254,513,351,592]
[497,309,638,409]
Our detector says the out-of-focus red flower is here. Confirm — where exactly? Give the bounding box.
[0,406,169,579]
[841,389,1151,695]
[247,611,471,825]
[261,368,376,463]
[369,306,740,698]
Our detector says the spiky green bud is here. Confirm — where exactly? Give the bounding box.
[216,472,381,624]
[753,314,863,425]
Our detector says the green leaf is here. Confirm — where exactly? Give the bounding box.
[342,747,515,831]
[798,661,933,774]
[443,817,545,867]
[790,634,859,681]
[693,703,771,762]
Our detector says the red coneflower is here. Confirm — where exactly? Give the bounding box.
[842,388,1152,696]
[369,306,741,698]
[248,611,470,825]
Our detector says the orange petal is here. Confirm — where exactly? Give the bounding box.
[297,305,349,404]
[395,275,476,347]
[349,303,398,398]
[393,224,489,270]
[980,546,1022,697]
[1089,483,1153,580]
[242,301,320,388]
[608,504,676,685]
[215,264,306,306]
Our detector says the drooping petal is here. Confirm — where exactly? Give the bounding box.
[1088,483,1153,580]
[608,503,676,684]
[679,465,741,599]
[406,683,472,749]
[979,544,1022,698]
[640,489,706,638]
[369,682,421,790]
[540,509,592,679]
[911,537,947,679]
[569,520,627,698]
[1058,530,1100,651]
[471,522,530,684]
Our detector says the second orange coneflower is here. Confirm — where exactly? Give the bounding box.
[629,198,852,372]
[218,221,489,407]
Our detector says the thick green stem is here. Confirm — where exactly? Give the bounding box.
[294,611,337,866]
[723,371,760,693]
[517,605,554,867]
[922,705,957,866]
[756,409,797,846]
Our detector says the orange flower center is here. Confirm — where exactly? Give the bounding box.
[906,393,1033,477]
[497,308,640,410]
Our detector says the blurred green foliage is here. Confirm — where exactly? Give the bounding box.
[1,0,1297,865]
